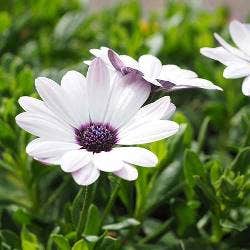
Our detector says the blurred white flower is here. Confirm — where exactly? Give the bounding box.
[16,58,179,186]
[85,46,222,91]
[200,20,250,96]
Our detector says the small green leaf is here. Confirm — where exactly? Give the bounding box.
[72,239,89,250]
[146,161,182,212]
[231,147,250,174]
[84,204,101,235]
[184,150,205,187]
[21,227,42,250]
[52,234,70,250]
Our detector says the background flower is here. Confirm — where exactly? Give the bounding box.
[201,20,250,96]
[86,47,222,91]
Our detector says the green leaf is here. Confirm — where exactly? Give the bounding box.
[231,147,250,174]
[51,234,70,250]
[72,239,89,250]
[21,227,42,250]
[84,204,101,235]
[197,117,210,152]
[0,230,20,249]
[102,218,140,231]
[184,150,205,187]
[220,219,247,232]
[145,161,182,212]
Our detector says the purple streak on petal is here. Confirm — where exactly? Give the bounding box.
[108,49,125,72]
[121,67,143,76]
[159,80,198,92]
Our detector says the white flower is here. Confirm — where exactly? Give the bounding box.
[84,46,222,91]
[16,58,179,186]
[200,20,250,96]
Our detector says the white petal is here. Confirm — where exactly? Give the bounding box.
[242,76,250,96]
[119,55,139,70]
[158,65,222,90]
[119,96,174,134]
[114,163,138,181]
[61,149,91,172]
[19,96,49,113]
[87,58,111,123]
[112,147,158,167]
[83,60,92,65]
[35,77,79,128]
[93,151,124,172]
[16,112,75,142]
[165,103,176,119]
[104,73,151,128]
[200,47,245,66]
[138,55,162,80]
[229,20,250,56]
[223,63,250,79]
[26,138,80,161]
[214,33,250,61]
[72,162,100,186]
[178,78,223,90]
[118,120,179,145]
[61,70,89,126]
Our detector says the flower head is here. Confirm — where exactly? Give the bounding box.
[16,58,179,185]
[85,46,222,91]
[200,20,250,96]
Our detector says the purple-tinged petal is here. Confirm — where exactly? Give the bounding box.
[108,49,125,72]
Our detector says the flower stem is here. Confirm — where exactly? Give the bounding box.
[76,185,91,240]
[100,178,121,228]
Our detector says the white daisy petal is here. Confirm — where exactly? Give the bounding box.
[119,96,173,134]
[229,20,250,56]
[138,55,162,80]
[119,55,139,70]
[104,72,151,128]
[118,120,179,145]
[223,63,250,79]
[242,76,250,96]
[200,47,245,66]
[93,151,124,172]
[72,163,100,186]
[114,163,138,181]
[15,112,75,142]
[178,78,223,90]
[61,70,89,126]
[61,149,91,173]
[87,58,111,123]
[35,77,79,128]
[214,33,250,61]
[26,138,80,160]
[112,147,158,167]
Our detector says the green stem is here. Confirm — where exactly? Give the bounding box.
[100,178,121,228]
[76,186,90,240]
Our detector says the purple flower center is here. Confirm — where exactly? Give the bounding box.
[75,123,118,153]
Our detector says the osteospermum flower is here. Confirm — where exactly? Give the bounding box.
[200,20,250,96]
[16,58,179,186]
[84,46,222,91]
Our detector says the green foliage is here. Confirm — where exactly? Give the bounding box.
[0,0,249,249]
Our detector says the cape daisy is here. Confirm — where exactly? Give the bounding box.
[16,58,179,186]
[200,20,250,96]
[84,46,222,91]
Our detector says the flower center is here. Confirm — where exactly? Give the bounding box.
[75,123,118,153]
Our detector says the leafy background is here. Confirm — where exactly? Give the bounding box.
[0,0,250,249]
